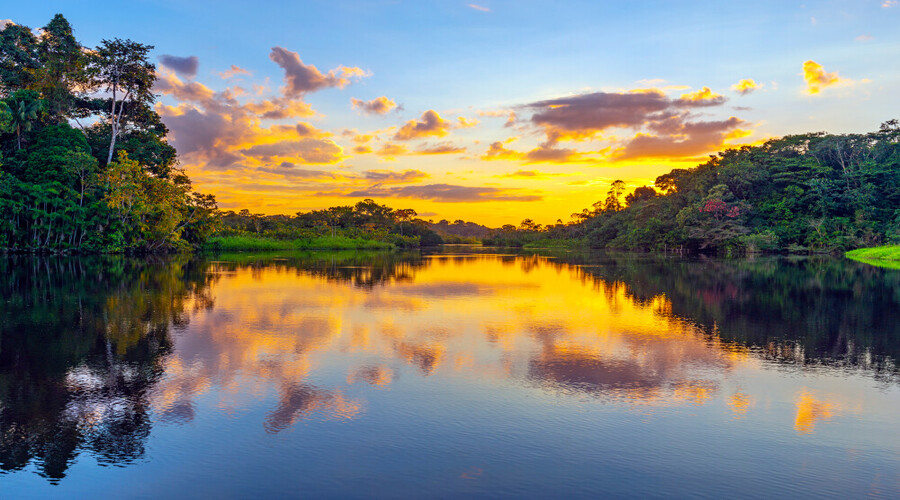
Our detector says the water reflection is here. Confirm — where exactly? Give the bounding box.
[1,250,899,488]
[0,256,214,480]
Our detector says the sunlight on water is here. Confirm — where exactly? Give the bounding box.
[2,251,900,498]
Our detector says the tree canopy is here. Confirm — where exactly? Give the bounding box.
[0,15,217,253]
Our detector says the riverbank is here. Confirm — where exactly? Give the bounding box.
[845,246,900,269]
[203,235,394,251]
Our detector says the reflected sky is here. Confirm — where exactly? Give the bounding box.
[3,252,900,498]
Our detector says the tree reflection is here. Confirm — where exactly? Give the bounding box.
[4,249,900,481]
[0,256,215,481]
[207,250,427,288]
[544,252,900,378]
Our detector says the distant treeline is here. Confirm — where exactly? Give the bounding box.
[486,121,900,254]
[0,15,217,253]
[428,219,492,243]
[218,198,444,248]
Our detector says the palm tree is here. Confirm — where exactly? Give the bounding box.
[8,97,44,149]
[0,101,11,133]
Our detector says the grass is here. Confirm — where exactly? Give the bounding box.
[845,245,900,269]
[521,238,586,249]
[204,235,393,251]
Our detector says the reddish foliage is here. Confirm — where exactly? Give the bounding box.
[700,199,740,219]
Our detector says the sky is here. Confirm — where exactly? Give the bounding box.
[4,0,900,225]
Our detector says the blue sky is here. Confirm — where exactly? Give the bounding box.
[4,1,898,223]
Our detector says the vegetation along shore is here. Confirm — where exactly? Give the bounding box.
[1,15,897,255]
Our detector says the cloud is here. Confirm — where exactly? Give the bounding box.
[731,79,760,95]
[394,110,451,140]
[342,184,542,203]
[802,60,843,94]
[527,89,730,138]
[481,141,524,161]
[241,138,345,164]
[529,91,668,135]
[294,122,329,138]
[353,145,373,154]
[156,106,235,166]
[883,0,898,7]
[855,34,874,42]
[457,116,479,128]
[468,4,491,12]
[415,142,466,154]
[616,117,745,160]
[269,46,368,96]
[524,144,582,163]
[158,55,199,78]
[351,96,397,115]
[258,162,338,178]
[155,72,216,102]
[220,65,252,79]
[502,170,562,178]
[522,86,752,162]
[362,169,428,183]
[376,143,409,158]
[243,97,315,119]
[155,70,331,169]
[678,87,727,106]
[0,20,15,29]
[482,138,584,164]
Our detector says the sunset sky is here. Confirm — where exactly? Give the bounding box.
[6,1,900,225]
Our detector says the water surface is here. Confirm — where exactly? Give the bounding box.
[2,250,899,498]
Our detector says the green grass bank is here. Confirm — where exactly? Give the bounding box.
[521,238,587,249]
[203,235,394,252]
[845,246,900,269]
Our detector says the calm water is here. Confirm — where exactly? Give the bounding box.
[2,249,900,498]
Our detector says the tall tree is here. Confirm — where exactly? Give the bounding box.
[0,22,40,96]
[37,14,86,122]
[88,38,156,165]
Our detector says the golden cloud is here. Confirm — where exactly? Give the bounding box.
[802,60,842,95]
[362,169,429,184]
[678,87,726,105]
[481,141,523,161]
[457,116,479,128]
[394,110,451,140]
[415,142,466,155]
[376,143,409,158]
[731,79,760,95]
[351,96,397,115]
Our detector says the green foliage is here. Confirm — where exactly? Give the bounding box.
[846,245,900,269]
[204,235,394,251]
[0,15,217,253]
[572,121,900,254]
[216,198,443,249]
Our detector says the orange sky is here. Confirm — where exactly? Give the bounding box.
[116,1,898,226]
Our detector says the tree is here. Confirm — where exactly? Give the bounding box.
[5,89,44,149]
[0,22,41,95]
[37,14,86,122]
[88,38,156,165]
[604,180,627,212]
[394,208,416,236]
[0,100,11,133]
[625,186,657,207]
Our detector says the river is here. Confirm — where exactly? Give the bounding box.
[2,249,899,498]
